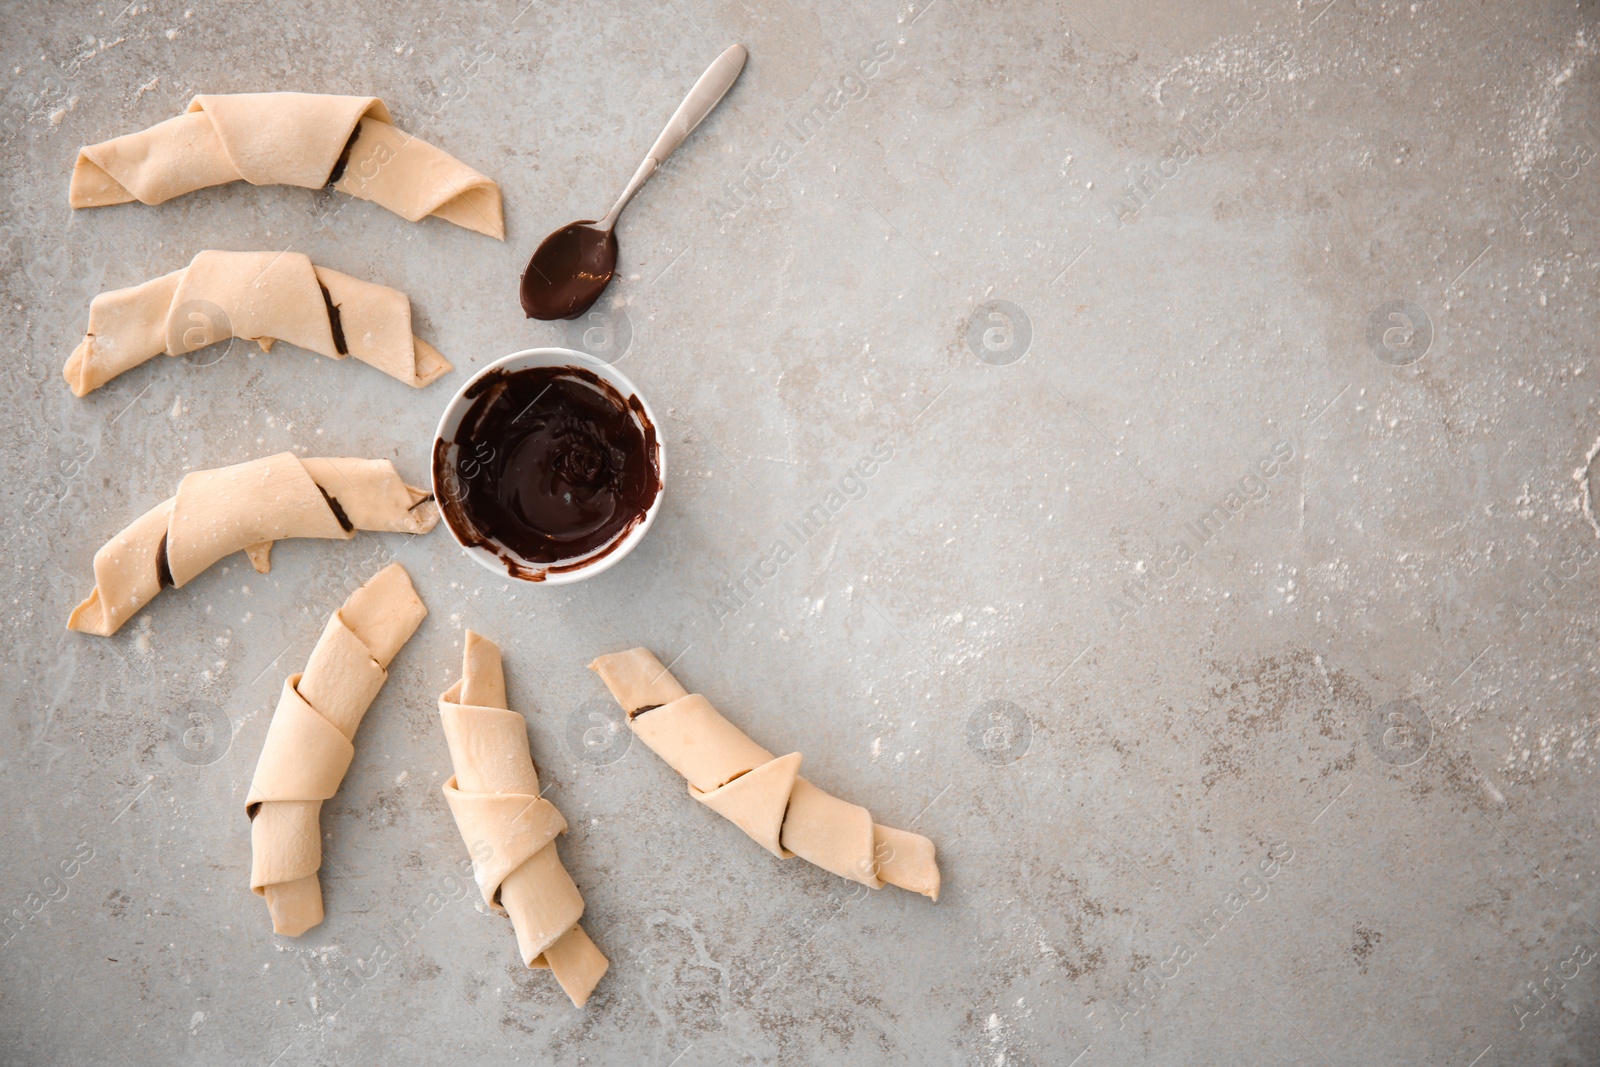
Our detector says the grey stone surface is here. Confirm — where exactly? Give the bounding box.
[2,0,1599,1064]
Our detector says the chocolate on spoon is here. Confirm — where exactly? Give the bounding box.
[520,221,618,321]
[520,44,747,321]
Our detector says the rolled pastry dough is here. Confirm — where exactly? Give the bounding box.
[65,250,452,396]
[68,452,437,637]
[439,631,609,1007]
[589,648,940,900]
[246,562,427,936]
[70,93,504,239]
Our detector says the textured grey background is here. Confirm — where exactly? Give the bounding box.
[2,0,1599,1064]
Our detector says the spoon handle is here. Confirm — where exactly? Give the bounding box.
[647,43,748,164]
[599,43,748,229]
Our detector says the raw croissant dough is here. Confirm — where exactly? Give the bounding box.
[439,631,609,1007]
[65,250,452,396]
[70,93,504,239]
[246,562,427,936]
[68,452,437,637]
[589,649,941,900]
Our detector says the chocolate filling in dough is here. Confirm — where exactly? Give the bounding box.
[326,122,362,186]
[317,284,349,355]
[435,365,659,571]
[155,534,174,590]
[317,486,354,533]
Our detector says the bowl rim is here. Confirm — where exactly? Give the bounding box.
[430,346,665,585]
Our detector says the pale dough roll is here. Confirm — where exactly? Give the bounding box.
[68,452,437,637]
[629,693,776,794]
[439,632,608,1007]
[590,649,942,900]
[245,563,427,936]
[335,119,504,237]
[64,249,451,396]
[70,92,504,238]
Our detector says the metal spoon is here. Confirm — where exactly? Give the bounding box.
[520,43,748,321]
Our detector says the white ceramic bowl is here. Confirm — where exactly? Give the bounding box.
[431,347,664,584]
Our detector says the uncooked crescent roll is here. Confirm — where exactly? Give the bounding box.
[68,452,437,637]
[439,631,609,1007]
[70,92,504,239]
[589,649,940,900]
[65,250,452,396]
[246,562,427,936]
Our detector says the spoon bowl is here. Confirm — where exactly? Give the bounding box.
[520,220,617,320]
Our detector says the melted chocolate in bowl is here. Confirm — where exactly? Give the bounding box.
[435,365,660,579]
